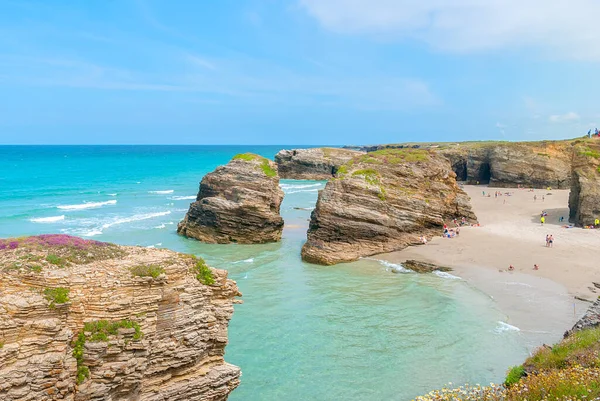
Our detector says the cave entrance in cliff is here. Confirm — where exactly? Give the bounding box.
[455,161,467,181]
[477,162,491,184]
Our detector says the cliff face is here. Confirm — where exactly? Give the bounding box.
[441,141,573,188]
[178,153,284,244]
[353,140,574,189]
[0,234,241,401]
[569,142,600,226]
[301,149,477,265]
[275,148,364,180]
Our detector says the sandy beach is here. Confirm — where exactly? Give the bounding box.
[380,185,600,343]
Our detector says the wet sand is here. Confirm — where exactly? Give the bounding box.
[380,185,599,343]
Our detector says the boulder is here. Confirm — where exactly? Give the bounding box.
[275,148,364,180]
[0,234,241,401]
[301,149,477,265]
[178,153,284,244]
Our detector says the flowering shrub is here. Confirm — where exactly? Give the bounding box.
[0,235,124,269]
[506,366,600,400]
[414,383,506,400]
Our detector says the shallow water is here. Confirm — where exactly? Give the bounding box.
[0,146,535,400]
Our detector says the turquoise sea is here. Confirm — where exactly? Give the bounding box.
[1,146,531,400]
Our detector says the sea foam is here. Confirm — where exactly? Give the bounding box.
[148,190,174,194]
[57,200,117,210]
[30,215,65,223]
[434,271,462,280]
[280,183,322,189]
[233,258,255,264]
[377,260,413,273]
[169,195,196,200]
[495,321,521,333]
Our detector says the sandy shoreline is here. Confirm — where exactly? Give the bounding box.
[379,185,599,344]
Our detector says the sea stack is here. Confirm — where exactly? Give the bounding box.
[178,153,284,243]
[301,149,477,265]
[275,147,364,180]
[569,141,600,226]
[0,234,241,400]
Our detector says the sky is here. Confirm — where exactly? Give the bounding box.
[1,0,600,145]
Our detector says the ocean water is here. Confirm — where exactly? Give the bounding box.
[1,146,530,400]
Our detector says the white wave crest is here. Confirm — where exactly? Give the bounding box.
[377,260,413,273]
[30,215,65,223]
[148,190,174,194]
[495,321,520,333]
[280,183,322,189]
[154,223,166,229]
[82,229,103,237]
[434,271,462,280]
[233,258,254,264]
[101,211,171,230]
[57,200,117,210]
[169,195,196,200]
[285,188,321,194]
[108,193,117,197]
[501,281,533,288]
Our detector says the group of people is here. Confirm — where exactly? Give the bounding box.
[545,234,555,247]
[443,223,460,238]
[587,128,600,138]
[533,194,545,202]
[508,264,539,271]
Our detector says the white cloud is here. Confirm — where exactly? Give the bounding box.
[300,0,600,60]
[495,122,506,128]
[549,112,580,123]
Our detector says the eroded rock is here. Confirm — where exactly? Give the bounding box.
[178,153,284,244]
[569,142,600,226]
[0,235,241,401]
[301,149,477,265]
[275,148,364,180]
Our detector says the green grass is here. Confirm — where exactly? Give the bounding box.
[44,287,70,308]
[525,327,600,371]
[46,254,67,267]
[84,319,143,342]
[190,256,215,285]
[505,365,525,386]
[369,148,430,163]
[0,341,4,348]
[130,264,165,279]
[72,332,89,384]
[232,153,277,177]
[352,169,386,200]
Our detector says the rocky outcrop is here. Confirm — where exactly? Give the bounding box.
[0,234,241,401]
[569,142,600,226]
[402,260,452,273]
[275,148,364,180]
[301,149,477,265]
[350,140,574,189]
[178,153,284,244]
[565,297,600,337]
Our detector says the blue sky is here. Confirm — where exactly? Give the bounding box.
[1,0,599,145]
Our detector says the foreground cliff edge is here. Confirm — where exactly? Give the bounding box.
[178,153,284,244]
[414,297,600,400]
[302,149,477,265]
[0,235,241,401]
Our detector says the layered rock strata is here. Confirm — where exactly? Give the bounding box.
[569,142,600,226]
[351,140,574,189]
[0,234,241,401]
[275,148,364,180]
[178,153,284,243]
[301,149,477,265]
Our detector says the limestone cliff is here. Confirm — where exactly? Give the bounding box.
[0,234,241,401]
[275,148,364,180]
[353,140,574,189]
[569,142,600,226]
[178,153,284,244]
[301,149,477,265]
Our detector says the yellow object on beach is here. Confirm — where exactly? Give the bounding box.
[541,216,545,224]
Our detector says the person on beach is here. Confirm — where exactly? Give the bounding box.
[542,195,545,202]
[534,195,537,202]
[595,218,600,227]
[541,216,545,225]
[534,264,539,270]
[548,235,554,248]
[508,265,515,271]
[420,236,427,245]
[559,216,564,223]
[482,190,485,197]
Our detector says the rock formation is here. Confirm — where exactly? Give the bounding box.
[569,141,600,226]
[178,153,284,244]
[301,149,477,265]
[566,297,600,336]
[275,148,364,180]
[0,234,241,401]
[350,140,574,189]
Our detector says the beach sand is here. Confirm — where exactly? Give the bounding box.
[379,185,600,345]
